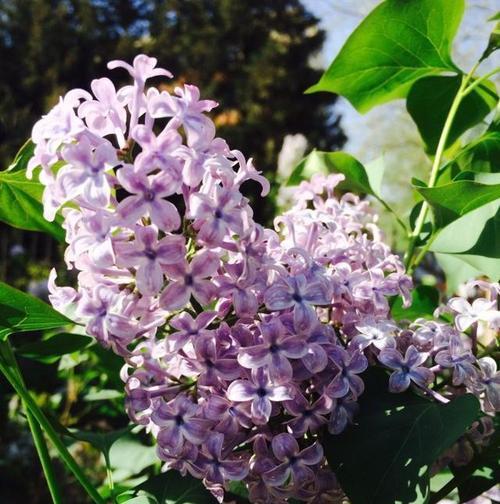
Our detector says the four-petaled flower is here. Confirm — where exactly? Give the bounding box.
[152,395,211,454]
[326,347,368,399]
[378,345,434,393]
[448,297,500,332]
[435,335,477,386]
[472,357,500,412]
[115,226,185,295]
[264,274,332,332]
[262,434,323,487]
[160,251,219,310]
[238,317,307,384]
[227,369,294,424]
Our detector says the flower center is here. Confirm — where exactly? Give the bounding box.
[144,190,155,201]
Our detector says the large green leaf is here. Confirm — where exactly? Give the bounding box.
[430,200,500,280]
[121,471,218,504]
[416,179,500,228]
[306,0,464,112]
[16,332,92,363]
[0,282,72,340]
[0,168,64,241]
[324,370,480,504]
[407,76,497,153]
[286,150,383,197]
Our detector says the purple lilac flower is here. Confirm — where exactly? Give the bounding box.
[264,274,332,332]
[351,317,397,351]
[435,335,477,386]
[326,347,367,399]
[152,395,211,454]
[116,165,181,231]
[167,311,217,352]
[193,433,248,486]
[238,317,307,384]
[379,345,434,393]
[262,434,323,487]
[160,251,219,310]
[448,297,500,332]
[284,392,330,437]
[115,226,185,295]
[327,396,359,435]
[226,369,294,424]
[472,357,500,412]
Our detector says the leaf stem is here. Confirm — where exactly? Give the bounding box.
[404,63,481,272]
[0,341,62,504]
[462,66,500,96]
[0,350,105,504]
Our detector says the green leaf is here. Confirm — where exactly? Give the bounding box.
[452,130,500,174]
[416,180,500,228]
[287,150,383,197]
[430,200,500,280]
[407,76,497,152]
[391,285,439,321]
[481,18,500,61]
[83,389,124,401]
[0,168,64,241]
[434,253,483,294]
[0,282,72,340]
[324,369,480,504]
[68,426,133,463]
[306,0,464,112]
[16,332,92,363]
[7,140,35,172]
[123,471,218,504]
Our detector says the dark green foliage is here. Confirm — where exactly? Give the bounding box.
[323,370,481,504]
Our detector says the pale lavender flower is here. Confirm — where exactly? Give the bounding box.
[262,434,323,487]
[115,226,185,295]
[116,165,181,231]
[78,77,127,143]
[435,335,477,386]
[379,345,434,393]
[264,274,332,332]
[167,311,217,352]
[160,251,219,310]
[226,369,294,424]
[472,357,500,412]
[149,84,218,148]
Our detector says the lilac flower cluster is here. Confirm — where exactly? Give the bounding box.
[30,55,500,503]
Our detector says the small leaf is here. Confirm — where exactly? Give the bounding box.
[0,282,72,340]
[480,18,500,61]
[416,180,500,228]
[124,471,218,504]
[0,168,64,241]
[452,129,500,174]
[391,285,439,321]
[16,332,92,363]
[68,426,133,462]
[287,150,382,197]
[7,140,35,172]
[324,369,480,504]
[306,0,464,112]
[84,389,124,401]
[407,76,497,152]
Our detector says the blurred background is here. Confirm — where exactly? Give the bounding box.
[0,1,497,502]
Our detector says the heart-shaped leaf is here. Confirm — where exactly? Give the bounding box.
[324,369,480,504]
[307,0,464,112]
[0,282,72,340]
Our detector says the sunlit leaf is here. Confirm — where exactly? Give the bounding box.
[307,0,464,112]
[0,282,72,340]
